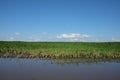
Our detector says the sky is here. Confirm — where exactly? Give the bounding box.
[0,0,120,42]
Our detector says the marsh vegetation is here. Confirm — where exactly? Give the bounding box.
[0,41,120,59]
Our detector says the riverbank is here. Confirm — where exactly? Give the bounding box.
[0,41,120,59]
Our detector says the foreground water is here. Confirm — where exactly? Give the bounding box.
[0,58,120,80]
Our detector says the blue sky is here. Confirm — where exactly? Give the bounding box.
[0,0,120,42]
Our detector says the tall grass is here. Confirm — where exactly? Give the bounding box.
[0,41,120,59]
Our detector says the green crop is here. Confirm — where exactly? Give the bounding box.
[0,41,120,59]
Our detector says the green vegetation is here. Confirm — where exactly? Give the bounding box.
[0,41,120,59]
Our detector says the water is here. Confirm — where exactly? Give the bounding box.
[0,58,120,80]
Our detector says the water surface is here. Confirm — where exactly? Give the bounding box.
[0,58,120,80]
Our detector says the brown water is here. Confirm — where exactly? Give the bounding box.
[0,58,120,80]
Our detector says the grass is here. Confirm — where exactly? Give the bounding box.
[0,41,120,59]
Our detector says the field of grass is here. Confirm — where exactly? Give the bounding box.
[0,41,120,59]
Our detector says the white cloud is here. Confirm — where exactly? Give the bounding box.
[95,39,99,42]
[10,37,14,41]
[56,33,90,40]
[15,32,20,35]
[112,38,120,42]
[42,32,47,35]
[29,35,41,41]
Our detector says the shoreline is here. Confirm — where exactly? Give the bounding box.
[0,41,120,59]
[0,51,120,59]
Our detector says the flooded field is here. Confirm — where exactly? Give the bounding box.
[0,58,120,80]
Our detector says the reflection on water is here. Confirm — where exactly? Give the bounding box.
[0,58,120,80]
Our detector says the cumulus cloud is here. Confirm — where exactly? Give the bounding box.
[10,37,14,41]
[15,32,20,35]
[42,32,47,35]
[56,33,90,40]
[112,38,120,42]
[29,36,41,41]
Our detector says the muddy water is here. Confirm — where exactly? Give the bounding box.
[0,58,120,80]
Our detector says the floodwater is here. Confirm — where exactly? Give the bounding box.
[0,58,120,80]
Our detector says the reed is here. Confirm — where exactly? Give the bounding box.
[0,41,120,59]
